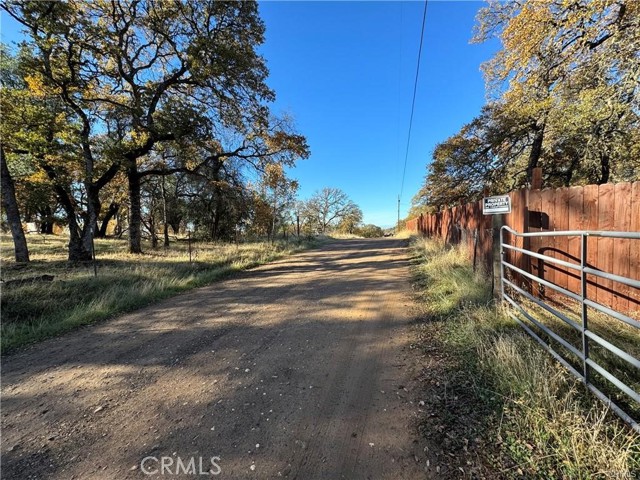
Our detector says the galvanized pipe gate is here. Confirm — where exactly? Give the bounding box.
[500,226,640,433]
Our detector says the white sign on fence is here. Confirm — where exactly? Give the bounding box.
[483,195,511,215]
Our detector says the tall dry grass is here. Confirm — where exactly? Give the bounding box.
[1,234,319,352]
[411,236,640,478]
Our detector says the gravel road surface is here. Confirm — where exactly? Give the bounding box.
[2,238,432,479]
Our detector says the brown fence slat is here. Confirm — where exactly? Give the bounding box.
[566,186,583,296]
[629,182,640,309]
[613,183,631,313]
[596,184,615,309]
[510,189,528,288]
[582,184,599,302]
[554,187,570,292]
[528,188,543,297]
[540,188,556,291]
[504,192,515,282]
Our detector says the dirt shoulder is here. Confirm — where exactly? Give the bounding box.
[2,238,436,479]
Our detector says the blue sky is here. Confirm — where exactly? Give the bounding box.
[1,1,499,228]
[258,1,499,226]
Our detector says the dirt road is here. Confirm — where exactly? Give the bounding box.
[2,239,432,479]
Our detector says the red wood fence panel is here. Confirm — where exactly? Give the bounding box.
[540,188,557,289]
[630,183,640,308]
[407,181,639,313]
[596,184,615,308]
[566,186,583,296]
[582,184,600,303]
[528,188,543,298]
[613,183,631,313]
[554,187,570,292]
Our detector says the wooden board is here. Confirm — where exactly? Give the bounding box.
[528,188,543,298]
[582,184,599,302]
[613,183,631,313]
[516,189,528,288]
[596,184,615,308]
[629,182,640,310]
[566,186,584,296]
[540,188,556,292]
[554,187,570,292]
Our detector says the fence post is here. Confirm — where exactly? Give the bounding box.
[492,214,505,301]
[580,233,590,384]
[499,226,505,302]
[472,228,478,273]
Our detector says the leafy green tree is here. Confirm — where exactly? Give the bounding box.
[0,46,28,261]
[336,206,363,234]
[261,163,299,241]
[1,146,29,261]
[0,44,79,260]
[357,224,384,238]
[472,0,639,185]
[3,3,123,260]
[3,0,308,257]
[303,188,361,234]
[183,159,250,242]
[413,0,639,210]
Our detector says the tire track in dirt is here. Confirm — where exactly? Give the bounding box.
[2,239,434,479]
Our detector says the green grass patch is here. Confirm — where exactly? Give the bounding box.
[1,234,321,352]
[410,236,640,478]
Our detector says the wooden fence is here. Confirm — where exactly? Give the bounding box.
[406,199,494,271]
[406,181,640,312]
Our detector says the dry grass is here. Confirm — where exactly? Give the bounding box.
[505,293,640,421]
[327,232,363,239]
[394,228,416,239]
[411,236,640,478]
[1,234,320,352]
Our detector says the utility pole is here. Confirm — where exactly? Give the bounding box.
[397,195,400,232]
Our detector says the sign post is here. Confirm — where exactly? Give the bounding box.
[483,195,511,301]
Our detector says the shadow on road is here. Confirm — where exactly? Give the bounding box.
[2,238,432,479]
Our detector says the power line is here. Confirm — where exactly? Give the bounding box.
[398,0,428,204]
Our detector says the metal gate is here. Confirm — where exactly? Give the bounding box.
[499,226,640,433]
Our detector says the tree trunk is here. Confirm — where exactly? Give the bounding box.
[599,153,610,184]
[114,210,123,237]
[68,230,92,261]
[212,209,220,240]
[39,205,54,234]
[163,222,170,248]
[97,202,119,238]
[149,217,158,248]
[72,205,94,262]
[80,183,100,257]
[161,175,169,248]
[127,165,143,253]
[40,221,54,235]
[526,124,545,184]
[58,196,89,261]
[271,190,277,243]
[41,164,92,261]
[1,146,30,262]
[563,156,580,187]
